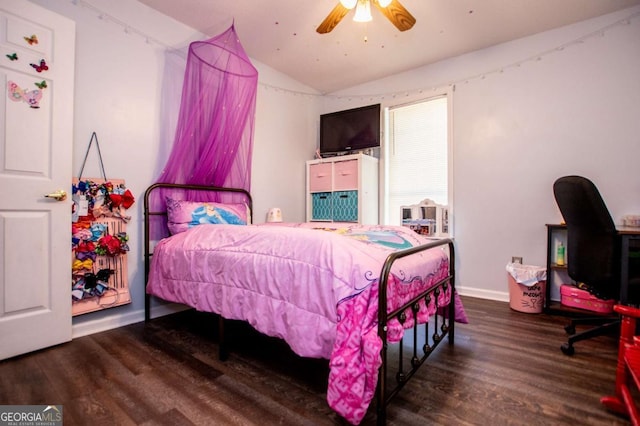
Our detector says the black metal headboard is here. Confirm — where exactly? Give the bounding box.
[143,182,253,320]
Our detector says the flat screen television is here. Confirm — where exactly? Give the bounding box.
[319,103,381,156]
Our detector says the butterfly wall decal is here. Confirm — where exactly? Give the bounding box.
[30,59,48,73]
[7,80,43,109]
[24,34,38,45]
[6,53,18,61]
[35,81,47,89]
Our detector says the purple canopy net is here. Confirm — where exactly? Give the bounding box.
[150,25,258,238]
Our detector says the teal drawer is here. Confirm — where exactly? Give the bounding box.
[312,192,332,220]
[332,191,358,222]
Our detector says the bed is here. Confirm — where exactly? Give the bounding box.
[143,183,467,425]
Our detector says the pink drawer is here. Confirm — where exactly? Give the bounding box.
[333,160,358,190]
[309,163,332,192]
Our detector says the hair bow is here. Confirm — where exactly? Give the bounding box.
[92,205,113,219]
[73,228,93,241]
[72,222,91,233]
[75,181,88,193]
[115,232,130,252]
[90,223,107,240]
[72,259,93,272]
[75,251,96,262]
[76,241,96,253]
[122,189,135,208]
[96,234,122,256]
[109,189,135,209]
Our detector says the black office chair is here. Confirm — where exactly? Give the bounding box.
[553,175,640,355]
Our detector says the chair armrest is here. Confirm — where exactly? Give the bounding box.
[614,304,640,318]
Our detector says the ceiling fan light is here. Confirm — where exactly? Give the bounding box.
[353,0,372,22]
[339,0,358,9]
[378,0,392,7]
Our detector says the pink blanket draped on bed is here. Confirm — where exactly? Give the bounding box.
[147,223,466,424]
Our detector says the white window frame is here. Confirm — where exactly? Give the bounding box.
[381,89,454,236]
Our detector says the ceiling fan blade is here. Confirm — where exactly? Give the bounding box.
[373,0,416,31]
[316,3,350,34]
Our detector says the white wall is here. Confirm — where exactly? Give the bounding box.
[31,0,319,335]
[32,0,640,335]
[252,66,321,223]
[327,6,640,301]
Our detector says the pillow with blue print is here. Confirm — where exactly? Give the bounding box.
[166,197,248,235]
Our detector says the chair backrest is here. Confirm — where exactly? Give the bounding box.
[553,176,619,298]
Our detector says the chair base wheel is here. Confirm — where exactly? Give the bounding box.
[564,324,576,335]
[561,343,575,355]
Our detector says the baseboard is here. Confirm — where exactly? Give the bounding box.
[71,303,189,339]
[457,286,509,303]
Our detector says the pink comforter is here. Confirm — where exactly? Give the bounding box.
[147,223,466,424]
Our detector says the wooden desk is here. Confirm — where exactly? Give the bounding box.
[617,226,640,305]
[545,224,640,314]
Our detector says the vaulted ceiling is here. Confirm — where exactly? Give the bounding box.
[139,0,640,93]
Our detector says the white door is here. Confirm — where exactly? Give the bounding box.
[0,1,75,360]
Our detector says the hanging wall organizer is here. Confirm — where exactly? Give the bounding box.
[71,132,133,315]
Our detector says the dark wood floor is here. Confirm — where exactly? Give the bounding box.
[0,296,631,425]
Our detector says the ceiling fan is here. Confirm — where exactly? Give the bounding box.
[316,0,416,34]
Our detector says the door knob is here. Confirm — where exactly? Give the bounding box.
[44,190,67,201]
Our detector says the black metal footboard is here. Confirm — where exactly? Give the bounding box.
[376,238,455,425]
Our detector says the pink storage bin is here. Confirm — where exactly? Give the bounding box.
[308,163,332,192]
[560,284,614,314]
[333,159,359,190]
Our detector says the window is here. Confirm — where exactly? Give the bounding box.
[383,94,451,230]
